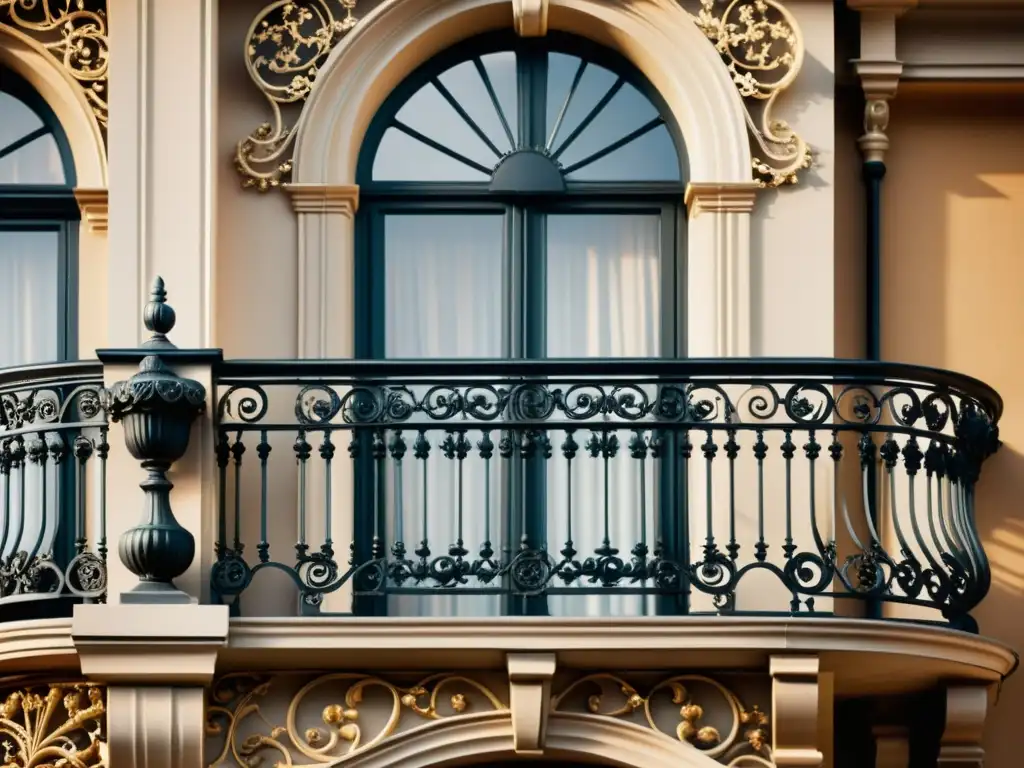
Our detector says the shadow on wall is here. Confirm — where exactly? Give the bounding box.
[883,90,1024,764]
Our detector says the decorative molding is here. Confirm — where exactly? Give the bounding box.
[685,182,760,217]
[0,0,108,131]
[75,188,109,233]
[0,682,107,766]
[769,656,822,768]
[551,673,773,766]
[205,671,508,767]
[285,183,360,215]
[506,652,556,753]
[237,0,811,191]
[513,0,548,37]
[938,685,989,768]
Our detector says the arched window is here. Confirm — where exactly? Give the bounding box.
[0,66,78,367]
[354,33,686,617]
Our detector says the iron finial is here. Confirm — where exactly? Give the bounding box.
[142,276,177,349]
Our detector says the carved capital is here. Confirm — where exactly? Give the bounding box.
[513,0,548,37]
[284,183,360,216]
[939,685,990,768]
[770,656,823,767]
[75,188,109,233]
[507,652,557,754]
[685,182,759,217]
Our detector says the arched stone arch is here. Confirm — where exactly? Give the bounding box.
[285,0,761,363]
[333,711,729,768]
[0,26,107,189]
[293,0,751,186]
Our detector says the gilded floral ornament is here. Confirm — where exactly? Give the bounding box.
[205,672,506,766]
[694,0,812,186]
[237,1,359,191]
[551,674,775,766]
[0,683,107,767]
[0,0,108,130]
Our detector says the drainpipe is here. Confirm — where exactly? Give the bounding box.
[850,0,911,621]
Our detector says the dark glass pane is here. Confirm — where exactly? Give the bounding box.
[479,51,518,143]
[0,230,59,366]
[565,123,680,182]
[547,60,617,153]
[394,82,500,169]
[438,59,516,153]
[373,127,490,182]
[384,214,506,357]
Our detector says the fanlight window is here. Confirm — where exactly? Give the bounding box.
[369,43,682,186]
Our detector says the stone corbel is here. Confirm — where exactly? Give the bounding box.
[770,655,824,767]
[506,652,557,754]
[873,725,910,768]
[848,1,917,164]
[75,188,109,233]
[938,685,990,768]
[513,0,548,37]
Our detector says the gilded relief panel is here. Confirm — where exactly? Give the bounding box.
[0,681,107,766]
[204,670,773,766]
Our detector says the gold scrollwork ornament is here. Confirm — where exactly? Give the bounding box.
[237,0,359,191]
[0,0,108,130]
[551,673,774,766]
[695,0,812,187]
[0,683,107,767]
[206,672,506,767]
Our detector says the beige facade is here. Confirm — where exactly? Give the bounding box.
[1,0,1023,766]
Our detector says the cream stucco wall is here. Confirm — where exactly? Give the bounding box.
[882,89,1024,764]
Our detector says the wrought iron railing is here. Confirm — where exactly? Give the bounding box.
[0,362,108,619]
[210,359,1000,630]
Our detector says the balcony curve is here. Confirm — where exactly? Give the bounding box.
[210,357,1001,631]
[0,360,108,622]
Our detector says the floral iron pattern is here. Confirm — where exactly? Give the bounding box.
[235,0,810,190]
[0,0,108,131]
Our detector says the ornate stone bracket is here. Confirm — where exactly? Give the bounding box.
[0,0,108,132]
[235,0,811,191]
[75,188,109,233]
[507,652,556,754]
[938,685,989,768]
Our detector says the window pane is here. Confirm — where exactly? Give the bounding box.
[479,51,518,143]
[437,59,516,154]
[544,214,662,618]
[394,82,500,170]
[384,214,506,357]
[0,133,65,184]
[0,91,43,147]
[373,128,490,182]
[545,214,661,357]
[547,59,618,152]
[0,231,60,367]
[565,123,680,182]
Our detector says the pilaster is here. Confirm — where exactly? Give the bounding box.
[684,182,758,357]
[72,603,229,768]
[74,188,110,357]
[770,655,825,767]
[106,0,218,348]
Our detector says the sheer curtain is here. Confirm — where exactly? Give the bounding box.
[0,231,60,563]
[382,212,662,617]
[544,214,662,617]
[384,214,506,617]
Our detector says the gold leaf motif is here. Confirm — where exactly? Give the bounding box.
[237,1,359,191]
[206,672,506,767]
[695,0,812,187]
[0,0,108,131]
[551,673,774,766]
[0,682,107,767]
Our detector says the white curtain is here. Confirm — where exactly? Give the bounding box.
[0,231,60,564]
[382,212,662,617]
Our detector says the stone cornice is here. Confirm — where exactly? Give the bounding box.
[0,618,78,671]
[684,182,760,216]
[222,617,1018,696]
[283,183,359,215]
[74,188,109,233]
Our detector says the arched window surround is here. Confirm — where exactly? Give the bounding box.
[0,65,79,364]
[287,0,759,363]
